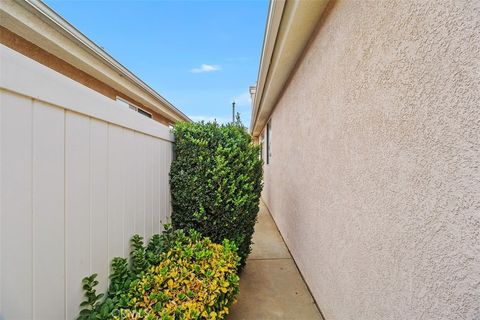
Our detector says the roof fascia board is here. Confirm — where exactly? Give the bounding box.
[251,0,328,136]
[250,0,286,132]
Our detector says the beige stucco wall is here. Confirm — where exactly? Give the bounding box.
[261,1,480,319]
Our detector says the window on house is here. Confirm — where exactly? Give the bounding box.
[259,133,264,161]
[266,120,272,164]
[116,97,130,109]
[137,108,153,119]
[116,97,153,119]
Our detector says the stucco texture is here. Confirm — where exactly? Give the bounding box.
[261,1,480,319]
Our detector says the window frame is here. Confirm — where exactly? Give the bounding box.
[259,133,264,162]
[116,97,153,119]
[266,119,272,165]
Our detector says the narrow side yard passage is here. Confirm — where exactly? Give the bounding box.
[229,201,323,319]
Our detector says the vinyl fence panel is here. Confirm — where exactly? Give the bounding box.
[0,44,174,320]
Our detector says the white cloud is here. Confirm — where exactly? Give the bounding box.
[232,90,252,107]
[190,64,221,73]
[189,115,231,124]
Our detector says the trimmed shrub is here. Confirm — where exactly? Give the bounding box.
[77,227,240,320]
[120,233,239,320]
[170,121,263,268]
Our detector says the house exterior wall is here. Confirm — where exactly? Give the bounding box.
[0,44,173,319]
[0,26,173,126]
[260,1,480,319]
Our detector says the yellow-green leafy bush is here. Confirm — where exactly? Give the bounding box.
[118,234,239,320]
[78,228,240,320]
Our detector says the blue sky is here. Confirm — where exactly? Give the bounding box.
[45,0,269,126]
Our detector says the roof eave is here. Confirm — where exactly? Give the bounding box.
[250,0,329,136]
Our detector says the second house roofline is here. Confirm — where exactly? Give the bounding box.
[0,0,191,123]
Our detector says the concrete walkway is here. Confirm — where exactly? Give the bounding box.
[229,201,323,320]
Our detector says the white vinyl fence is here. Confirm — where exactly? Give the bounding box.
[0,44,174,319]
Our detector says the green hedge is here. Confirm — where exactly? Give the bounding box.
[78,227,240,320]
[170,121,263,268]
